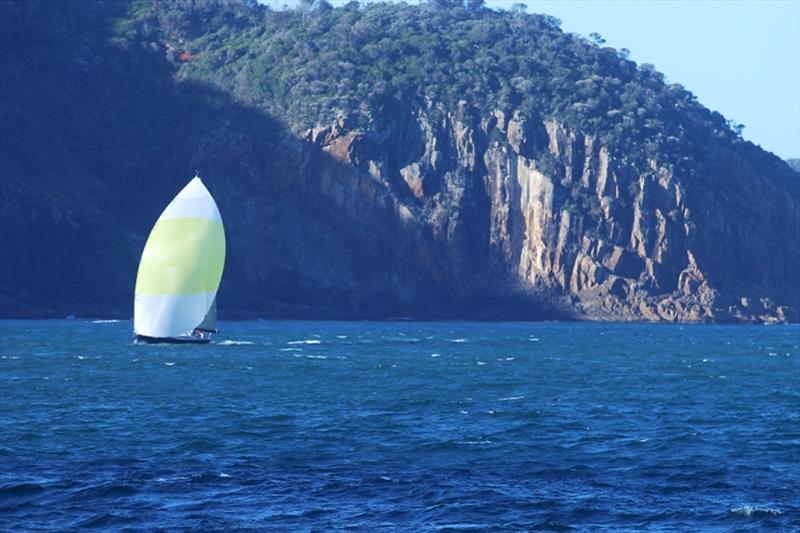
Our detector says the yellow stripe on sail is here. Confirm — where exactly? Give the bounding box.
[135,217,225,296]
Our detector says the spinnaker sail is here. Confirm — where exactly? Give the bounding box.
[134,176,225,342]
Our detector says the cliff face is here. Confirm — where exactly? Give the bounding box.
[276,106,799,322]
[1,0,798,321]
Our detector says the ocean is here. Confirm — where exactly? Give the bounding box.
[0,320,797,531]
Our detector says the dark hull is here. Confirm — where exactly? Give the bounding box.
[135,334,211,345]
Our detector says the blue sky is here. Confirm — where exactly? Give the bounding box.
[259,0,800,160]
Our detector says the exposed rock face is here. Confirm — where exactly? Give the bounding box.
[285,106,799,322]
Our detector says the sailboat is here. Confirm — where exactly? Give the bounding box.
[133,175,225,344]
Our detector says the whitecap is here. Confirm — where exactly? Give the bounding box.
[702,358,714,363]
[449,338,468,343]
[218,472,232,478]
[155,475,189,483]
[164,362,175,366]
[305,355,327,359]
[92,319,121,324]
[731,505,782,517]
[218,340,255,345]
[280,347,302,352]
[383,336,420,343]
[431,353,441,358]
[379,475,391,481]
[768,352,778,356]
[499,395,524,401]
[74,355,87,360]
[459,410,468,414]
[476,361,487,366]
[288,339,321,345]
[529,337,540,342]
[504,357,515,361]
[336,335,348,339]
[457,440,493,445]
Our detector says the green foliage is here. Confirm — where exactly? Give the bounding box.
[111,0,763,171]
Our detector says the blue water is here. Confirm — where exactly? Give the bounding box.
[1,320,798,531]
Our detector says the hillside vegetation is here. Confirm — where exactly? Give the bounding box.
[125,0,759,170]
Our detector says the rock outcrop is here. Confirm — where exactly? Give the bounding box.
[284,106,799,322]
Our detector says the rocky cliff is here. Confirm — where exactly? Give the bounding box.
[276,105,799,322]
[1,0,798,322]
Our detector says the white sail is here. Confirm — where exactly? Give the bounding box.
[134,177,225,338]
[196,297,218,333]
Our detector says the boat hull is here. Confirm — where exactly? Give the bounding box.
[135,334,211,345]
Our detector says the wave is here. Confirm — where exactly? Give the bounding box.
[78,512,134,528]
[383,336,421,343]
[731,506,782,517]
[287,339,321,345]
[499,395,525,401]
[0,482,46,498]
[434,522,491,530]
[74,483,138,499]
[217,340,255,345]
[531,521,575,532]
[155,475,189,483]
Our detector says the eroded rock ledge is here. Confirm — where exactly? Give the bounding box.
[298,106,798,323]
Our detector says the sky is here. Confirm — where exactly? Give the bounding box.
[260,0,800,160]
